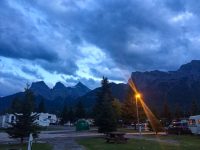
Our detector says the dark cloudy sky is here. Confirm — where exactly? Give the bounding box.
[1,0,200,96]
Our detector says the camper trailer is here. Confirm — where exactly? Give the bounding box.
[188,115,200,135]
[0,113,57,128]
[36,113,57,126]
[0,114,16,128]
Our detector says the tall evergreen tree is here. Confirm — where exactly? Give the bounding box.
[174,104,183,119]
[112,99,122,121]
[6,85,40,144]
[162,101,171,126]
[75,101,85,120]
[190,100,199,116]
[68,107,75,123]
[10,97,22,113]
[151,107,159,119]
[121,86,136,126]
[137,100,146,122]
[60,104,68,125]
[38,98,46,113]
[94,77,117,133]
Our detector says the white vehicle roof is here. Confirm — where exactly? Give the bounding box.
[189,115,200,119]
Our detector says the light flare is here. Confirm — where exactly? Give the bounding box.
[128,79,163,133]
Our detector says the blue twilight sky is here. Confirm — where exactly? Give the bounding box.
[1,0,200,96]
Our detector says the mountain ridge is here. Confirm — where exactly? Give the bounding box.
[0,81,91,113]
[1,60,200,113]
[131,60,200,112]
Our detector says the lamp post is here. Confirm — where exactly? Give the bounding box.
[135,93,141,135]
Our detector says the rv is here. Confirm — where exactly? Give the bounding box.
[0,113,57,128]
[36,113,57,126]
[0,114,16,128]
[188,115,200,135]
[167,119,191,135]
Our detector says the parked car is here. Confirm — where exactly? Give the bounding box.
[188,115,200,135]
[167,120,191,135]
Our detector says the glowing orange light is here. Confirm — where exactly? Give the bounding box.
[135,93,141,99]
[128,78,163,134]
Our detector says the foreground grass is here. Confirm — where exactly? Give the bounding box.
[155,135,200,149]
[0,143,52,150]
[77,135,200,150]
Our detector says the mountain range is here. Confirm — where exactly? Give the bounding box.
[30,81,90,100]
[0,81,91,113]
[1,60,200,114]
[132,60,200,112]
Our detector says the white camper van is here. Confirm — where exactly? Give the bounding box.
[188,115,200,135]
[34,113,57,126]
[0,114,16,128]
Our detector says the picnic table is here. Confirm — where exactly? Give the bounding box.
[105,132,128,143]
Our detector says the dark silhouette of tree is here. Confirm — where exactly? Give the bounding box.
[161,101,171,126]
[174,104,183,119]
[75,101,85,120]
[94,77,117,133]
[6,84,40,144]
[121,86,136,126]
[38,98,46,113]
[112,99,122,121]
[190,100,199,116]
[150,107,159,119]
[60,103,68,125]
[68,107,75,123]
[137,100,146,122]
[10,97,22,113]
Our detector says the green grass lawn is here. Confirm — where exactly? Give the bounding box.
[0,143,52,150]
[77,135,200,150]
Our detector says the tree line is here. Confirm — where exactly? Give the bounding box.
[91,77,200,133]
[5,84,88,144]
[60,101,86,125]
[5,77,200,141]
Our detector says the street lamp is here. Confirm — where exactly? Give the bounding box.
[135,93,141,135]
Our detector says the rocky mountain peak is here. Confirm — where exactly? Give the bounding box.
[30,81,51,99]
[53,82,66,90]
[75,82,85,87]
[178,60,200,73]
[74,82,91,95]
[30,81,50,90]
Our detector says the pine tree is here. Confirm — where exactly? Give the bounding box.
[60,104,68,125]
[137,100,146,122]
[6,85,40,144]
[162,101,171,126]
[75,101,85,120]
[10,97,22,113]
[174,104,183,119]
[38,98,46,113]
[68,107,75,123]
[190,100,199,116]
[151,107,159,119]
[112,99,122,121]
[121,86,136,126]
[94,77,117,133]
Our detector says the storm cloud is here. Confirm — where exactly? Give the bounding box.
[1,0,200,96]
